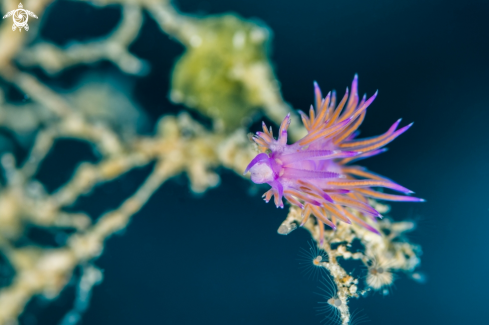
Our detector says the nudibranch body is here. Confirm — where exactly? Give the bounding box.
[245,75,423,235]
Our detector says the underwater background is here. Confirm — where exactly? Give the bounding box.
[1,0,488,324]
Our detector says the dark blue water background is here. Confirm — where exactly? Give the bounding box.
[4,0,489,324]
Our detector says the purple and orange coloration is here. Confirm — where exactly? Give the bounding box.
[244,75,423,237]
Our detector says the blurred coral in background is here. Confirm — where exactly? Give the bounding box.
[0,0,424,324]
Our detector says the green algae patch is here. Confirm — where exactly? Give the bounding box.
[170,14,273,131]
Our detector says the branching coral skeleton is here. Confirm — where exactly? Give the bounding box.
[281,204,421,324]
[0,0,422,324]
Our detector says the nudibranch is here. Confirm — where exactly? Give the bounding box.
[244,75,423,236]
